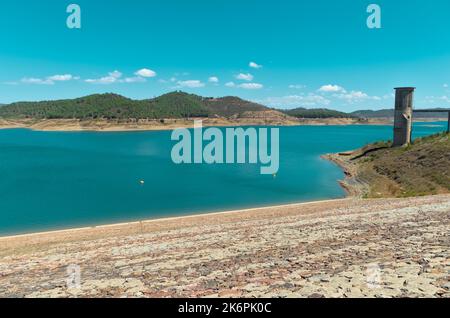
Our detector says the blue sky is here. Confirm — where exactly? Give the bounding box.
[1,0,450,111]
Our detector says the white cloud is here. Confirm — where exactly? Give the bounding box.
[289,84,306,89]
[317,84,382,103]
[236,73,254,81]
[333,90,382,103]
[158,77,177,84]
[135,68,157,78]
[175,72,190,77]
[86,77,117,84]
[85,71,123,84]
[238,83,263,90]
[47,74,74,81]
[249,61,263,69]
[19,74,78,85]
[123,76,146,83]
[258,94,331,108]
[225,82,264,90]
[109,70,122,78]
[336,90,368,100]
[425,95,450,104]
[21,78,54,85]
[176,80,205,88]
[318,84,345,93]
[86,70,147,84]
[225,81,263,90]
[208,76,219,83]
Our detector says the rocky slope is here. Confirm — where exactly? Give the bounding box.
[0,195,449,298]
[326,133,450,198]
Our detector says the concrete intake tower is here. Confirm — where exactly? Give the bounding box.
[393,87,415,147]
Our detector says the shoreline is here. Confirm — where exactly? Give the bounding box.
[1,121,447,245]
[0,117,362,240]
[325,132,450,199]
[322,152,367,197]
[1,117,446,132]
[1,125,445,240]
[0,117,395,132]
[0,197,351,241]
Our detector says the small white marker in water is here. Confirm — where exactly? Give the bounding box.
[140,180,145,185]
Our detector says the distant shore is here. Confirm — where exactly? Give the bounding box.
[0,117,398,132]
[1,117,446,132]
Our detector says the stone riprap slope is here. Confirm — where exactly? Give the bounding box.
[0,195,449,298]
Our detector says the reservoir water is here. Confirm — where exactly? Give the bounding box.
[0,122,446,235]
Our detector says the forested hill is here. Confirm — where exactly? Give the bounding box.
[281,107,356,119]
[0,92,275,120]
[1,92,447,120]
[0,91,361,121]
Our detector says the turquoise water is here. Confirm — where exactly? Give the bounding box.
[0,122,446,235]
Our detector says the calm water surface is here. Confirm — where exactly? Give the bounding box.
[0,122,446,235]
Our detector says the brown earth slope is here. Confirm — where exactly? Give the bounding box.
[326,133,450,198]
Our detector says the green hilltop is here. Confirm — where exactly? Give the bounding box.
[0,92,205,120]
[0,92,273,120]
[1,92,447,121]
[281,107,356,119]
[0,91,359,121]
